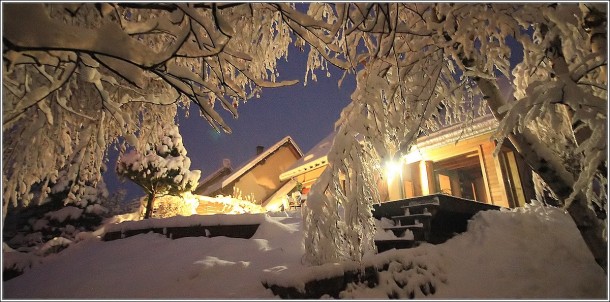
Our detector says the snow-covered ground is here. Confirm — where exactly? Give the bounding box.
[2,202,607,299]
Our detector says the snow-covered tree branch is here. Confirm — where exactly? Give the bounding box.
[2,3,295,223]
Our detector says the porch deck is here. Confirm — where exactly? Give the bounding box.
[373,194,503,251]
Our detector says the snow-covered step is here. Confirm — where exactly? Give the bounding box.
[383,221,428,241]
[383,224,426,240]
[400,199,439,208]
[391,212,433,220]
[373,194,504,249]
[390,213,432,226]
[383,224,424,231]
[375,239,417,253]
[400,203,438,216]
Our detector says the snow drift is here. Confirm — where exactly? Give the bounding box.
[2,202,606,299]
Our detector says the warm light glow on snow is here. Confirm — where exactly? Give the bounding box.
[180,192,202,214]
[193,194,266,215]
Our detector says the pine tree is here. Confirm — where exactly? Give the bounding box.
[116,124,201,219]
[3,170,109,252]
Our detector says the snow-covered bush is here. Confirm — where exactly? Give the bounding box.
[116,123,201,219]
[3,171,109,253]
[232,187,258,204]
[194,194,266,215]
[137,194,198,219]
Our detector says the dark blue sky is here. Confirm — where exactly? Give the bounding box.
[105,46,356,201]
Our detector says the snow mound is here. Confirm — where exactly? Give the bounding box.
[432,201,607,299]
[3,212,306,299]
[331,201,607,299]
[341,247,447,299]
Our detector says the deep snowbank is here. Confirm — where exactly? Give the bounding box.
[2,202,607,299]
[3,213,305,299]
[339,201,607,299]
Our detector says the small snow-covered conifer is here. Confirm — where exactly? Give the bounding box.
[116,124,201,219]
[3,169,109,252]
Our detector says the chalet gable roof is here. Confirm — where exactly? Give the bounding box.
[221,136,303,188]
[279,132,333,181]
[195,159,233,195]
[415,114,498,149]
[196,136,303,196]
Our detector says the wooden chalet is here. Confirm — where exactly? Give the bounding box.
[194,136,303,213]
[281,114,535,209]
[280,114,537,250]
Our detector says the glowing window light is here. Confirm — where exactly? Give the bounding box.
[385,160,402,182]
[385,159,405,199]
[403,150,423,164]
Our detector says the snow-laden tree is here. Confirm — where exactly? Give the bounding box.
[2,3,295,224]
[289,3,607,269]
[116,124,201,219]
[2,3,607,270]
[3,169,109,252]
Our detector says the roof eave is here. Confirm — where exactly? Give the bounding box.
[221,136,302,188]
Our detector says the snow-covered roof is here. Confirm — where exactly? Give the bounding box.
[261,178,298,209]
[195,159,232,196]
[199,159,232,185]
[279,132,335,181]
[415,114,498,150]
[220,136,303,188]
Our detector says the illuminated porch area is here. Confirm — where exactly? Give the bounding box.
[374,115,534,251]
[383,115,533,209]
[279,115,535,253]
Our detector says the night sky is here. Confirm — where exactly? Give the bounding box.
[105,45,356,201]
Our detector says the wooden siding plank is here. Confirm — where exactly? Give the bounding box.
[479,141,506,206]
[477,145,493,204]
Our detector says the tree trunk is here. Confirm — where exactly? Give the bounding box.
[2,198,9,229]
[515,131,607,272]
[144,192,156,219]
[478,77,608,273]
